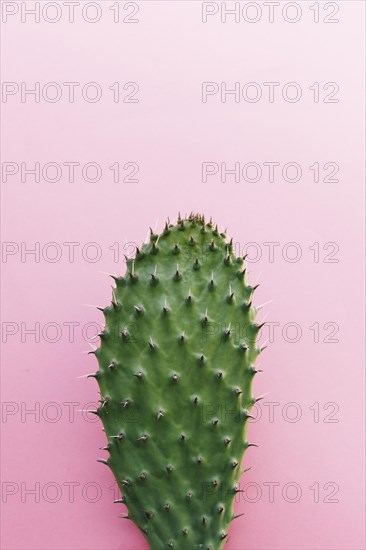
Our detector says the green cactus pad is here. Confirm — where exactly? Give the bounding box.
[92,214,263,550]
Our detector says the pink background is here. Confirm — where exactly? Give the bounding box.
[1,1,365,549]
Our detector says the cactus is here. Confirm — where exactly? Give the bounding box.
[90,214,263,550]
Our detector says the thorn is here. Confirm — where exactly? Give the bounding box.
[84,303,105,311]
[174,265,182,281]
[216,371,223,379]
[252,367,263,375]
[189,236,195,246]
[111,288,118,306]
[231,460,239,468]
[246,442,259,448]
[137,434,149,442]
[98,395,109,407]
[198,354,205,364]
[157,410,164,420]
[121,399,132,408]
[233,512,245,520]
[217,505,224,514]
[234,387,242,395]
[242,409,255,420]
[148,337,156,350]
[224,437,231,446]
[166,465,173,473]
[114,498,125,503]
[173,243,180,254]
[254,392,270,403]
[119,515,130,520]
[111,432,125,441]
[193,258,200,270]
[150,266,159,285]
[151,240,159,254]
[128,270,138,285]
[256,300,273,311]
[171,372,179,382]
[151,241,159,254]
[163,502,170,510]
[134,371,144,379]
[131,259,136,275]
[97,459,108,466]
[224,323,231,338]
[260,339,269,351]
[134,305,144,315]
[98,270,117,278]
[178,332,185,342]
[77,372,98,379]
[258,310,269,324]
[192,396,199,405]
[227,285,234,302]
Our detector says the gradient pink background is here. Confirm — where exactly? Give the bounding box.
[1,1,365,549]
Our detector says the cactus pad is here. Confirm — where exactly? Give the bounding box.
[91,214,263,549]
